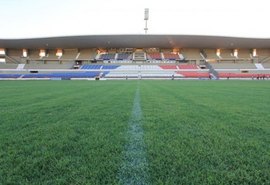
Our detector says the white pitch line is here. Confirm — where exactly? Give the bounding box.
[118,88,150,185]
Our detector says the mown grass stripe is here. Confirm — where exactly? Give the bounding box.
[119,88,149,185]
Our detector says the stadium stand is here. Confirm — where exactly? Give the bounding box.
[6,49,22,63]
[237,49,252,59]
[219,49,234,59]
[178,71,210,78]
[99,53,116,60]
[140,65,162,70]
[204,49,220,60]
[77,49,97,60]
[147,52,162,60]
[181,49,203,61]
[80,64,102,70]
[159,65,178,70]
[28,50,42,60]
[24,64,74,69]
[263,63,270,68]
[257,49,270,57]
[0,63,18,69]
[102,65,120,70]
[211,63,256,69]
[61,49,78,60]
[133,51,146,61]
[30,51,62,64]
[43,50,59,61]
[178,64,198,69]
[163,52,180,60]
[117,53,132,60]
[0,74,22,78]
[21,72,103,79]
[0,35,270,80]
[117,65,140,70]
[218,72,270,79]
[104,64,175,78]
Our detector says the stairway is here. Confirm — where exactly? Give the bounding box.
[255,63,264,70]
[205,62,219,79]
[5,55,20,64]
[258,56,270,63]
[133,51,146,61]
[17,64,25,70]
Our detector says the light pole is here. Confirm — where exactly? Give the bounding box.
[144,8,149,34]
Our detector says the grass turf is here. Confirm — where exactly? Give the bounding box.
[0,80,269,184]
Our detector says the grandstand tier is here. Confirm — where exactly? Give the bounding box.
[0,62,270,79]
[0,35,270,80]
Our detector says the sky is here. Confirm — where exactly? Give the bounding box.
[0,0,270,38]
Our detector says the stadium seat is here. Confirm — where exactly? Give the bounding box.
[147,52,162,60]
[163,53,180,60]
[178,72,210,78]
[117,53,132,60]
[80,64,102,70]
[99,53,116,60]
[178,64,198,69]
[159,65,177,69]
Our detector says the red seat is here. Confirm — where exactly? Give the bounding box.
[178,72,210,78]
[178,64,198,69]
[148,53,162,60]
[218,73,259,78]
[163,53,180,60]
[160,65,177,69]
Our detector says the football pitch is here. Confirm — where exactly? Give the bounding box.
[0,80,269,184]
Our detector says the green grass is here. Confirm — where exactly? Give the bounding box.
[0,80,269,184]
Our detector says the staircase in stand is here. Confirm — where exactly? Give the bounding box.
[17,64,25,70]
[5,55,20,64]
[255,63,264,70]
[205,61,219,79]
[133,51,146,62]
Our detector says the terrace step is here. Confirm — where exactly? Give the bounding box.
[133,51,146,61]
[17,64,25,70]
[255,63,264,70]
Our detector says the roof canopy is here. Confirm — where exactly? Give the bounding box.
[0,35,270,49]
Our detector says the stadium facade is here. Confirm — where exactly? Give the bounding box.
[0,34,270,80]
